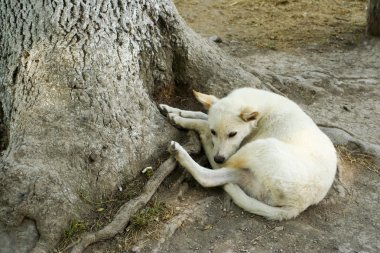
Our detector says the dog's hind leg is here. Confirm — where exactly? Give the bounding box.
[159,104,208,120]
[223,183,301,221]
[169,141,241,187]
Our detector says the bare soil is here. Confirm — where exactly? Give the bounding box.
[174,0,368,55]
[58,1,380,252]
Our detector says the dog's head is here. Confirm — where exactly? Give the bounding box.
[194,90,259,164]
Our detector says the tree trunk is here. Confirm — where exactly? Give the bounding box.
[367,0,380,36]
[0,1,265,252]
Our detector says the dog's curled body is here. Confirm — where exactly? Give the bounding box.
[160,88,337,220]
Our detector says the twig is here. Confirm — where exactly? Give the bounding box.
[251,226,276,243]
[229,0,246,7]
[67,132,201,253]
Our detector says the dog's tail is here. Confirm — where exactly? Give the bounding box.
[223,184,301,221]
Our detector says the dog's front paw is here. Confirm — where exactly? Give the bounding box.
[168,141,180,156]
[159,104,181,116]
[168,113,185,129]
[158,104,170,116]
[169,141,192,167]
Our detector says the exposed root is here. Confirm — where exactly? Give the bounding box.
[319,125,380,164]
[128,196,217,253]
[241,64,286,96]
[318,123,356,137]
[66,132,201,253]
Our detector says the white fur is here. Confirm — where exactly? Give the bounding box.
[160,88,337,220]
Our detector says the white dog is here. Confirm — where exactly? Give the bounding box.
[159,88,337,220]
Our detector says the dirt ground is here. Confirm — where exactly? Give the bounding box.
[174,0,368,54]
[59,1,380,252]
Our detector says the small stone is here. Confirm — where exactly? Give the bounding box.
[275,0,289,5]
[142,166,153,174]
[89,153,97,163]
[275,226,284,231]
[202,224,213,230]
[209,35,223,43]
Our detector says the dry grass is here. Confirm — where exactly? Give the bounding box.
[121,200,176,249]
[174,0,368,51]
[337,145,378,181]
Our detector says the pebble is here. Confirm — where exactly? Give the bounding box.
[275,226,284,231]
[209,35,223,43]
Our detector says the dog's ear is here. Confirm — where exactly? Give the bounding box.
[193,90,219,110]
[240,107,259,122]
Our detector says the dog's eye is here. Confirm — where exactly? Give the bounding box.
[228,131,237,138]
[211,129,217,136]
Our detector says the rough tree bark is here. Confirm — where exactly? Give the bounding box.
[0,1,266,252]
[367,0,380,36]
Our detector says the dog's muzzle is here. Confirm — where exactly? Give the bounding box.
[214,155,225,164]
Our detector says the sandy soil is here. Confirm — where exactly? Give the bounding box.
[60,1,380,252]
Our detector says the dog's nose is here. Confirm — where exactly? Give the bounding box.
[214,155,225,164]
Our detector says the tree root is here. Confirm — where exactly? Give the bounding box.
[241,64,286,96]
[319,125,380,163]
[148,196,216,252]
[66,132,201,253]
